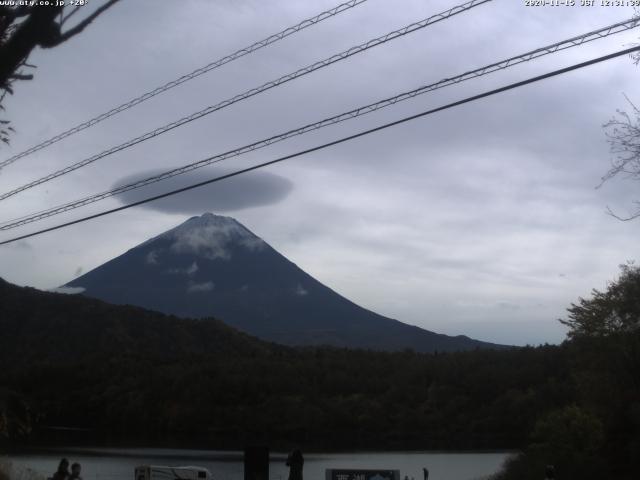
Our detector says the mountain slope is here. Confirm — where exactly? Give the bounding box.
[0,277,565,450]
[64,213,502,352]
[0,277,268,364]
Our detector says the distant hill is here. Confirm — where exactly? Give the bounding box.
[63,213,503,352]
[0,276,269,363]
[0,277,567,450]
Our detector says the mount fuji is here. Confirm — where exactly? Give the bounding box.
[63,213,502,352]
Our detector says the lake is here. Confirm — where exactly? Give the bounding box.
[4,448,511,480]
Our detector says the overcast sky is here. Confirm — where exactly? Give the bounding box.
[0,0,639,345]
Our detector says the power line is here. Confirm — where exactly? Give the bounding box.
[1,16,637,230]
[0,0,492,202]
[1,45,638,246]
[0,0,372,170]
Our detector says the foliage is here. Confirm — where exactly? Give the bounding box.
[495,264,640,480]
[0,2,120,145]
[3,265,640,479]
[529,405,604,456]
[0,389,33,440]
[527,405,605,478]
[0,278,570,451]
[560,263,640,338]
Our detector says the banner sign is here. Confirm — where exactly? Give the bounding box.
[325,469,400,480]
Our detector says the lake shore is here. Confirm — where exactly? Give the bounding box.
[4,447,512,480]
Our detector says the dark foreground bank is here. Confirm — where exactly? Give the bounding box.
[1,265,639,479]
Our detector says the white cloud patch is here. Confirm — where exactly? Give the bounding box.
[187,281,215,293]
[295,284,308,296]
[186,261,199,275]
[171,226,232,260]
[167,261,199,275]
[168,215,266,260]
[48,286,86,295]
[146,250,159,265]
[241,236,267,252]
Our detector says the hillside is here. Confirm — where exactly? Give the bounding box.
[0,276,271,363]
[0,277,567,450]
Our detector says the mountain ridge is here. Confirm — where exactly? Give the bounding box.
[64,213,505,352]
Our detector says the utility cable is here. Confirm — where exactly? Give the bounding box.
[0,0,492,201]
[1,17,637,230]
[1,45,638,246]
[0,0,372,169]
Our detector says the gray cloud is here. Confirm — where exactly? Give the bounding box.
[1,0,638,345]
[4,240,33,250]
[112,168,293,215]
[167,261,199,276]
[48,286,86,295]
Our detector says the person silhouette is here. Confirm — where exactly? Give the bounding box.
[52,459,70,480]
[69,463,83,480]
[422,468,429,480]
[544,465,555,479]
[286,449,303,480]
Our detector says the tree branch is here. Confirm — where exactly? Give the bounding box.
[605,205,640,222]
[59,5,82,27]
[47,0,121,47]
[0,6,62,83]
[0,6,34,21]
[9,73,33,81]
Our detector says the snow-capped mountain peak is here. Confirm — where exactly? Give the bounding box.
[64,213,503,353]
[147,213,265,261]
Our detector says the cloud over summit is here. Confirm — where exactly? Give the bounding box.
[112,168,294,214]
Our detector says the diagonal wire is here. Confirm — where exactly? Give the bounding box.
[1,16,637,231]
[1,45,639,246]
[0,0,493,202]
[0,0,372,170]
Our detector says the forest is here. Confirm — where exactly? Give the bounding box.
[0,265,639,480]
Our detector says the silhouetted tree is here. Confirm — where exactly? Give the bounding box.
[0,1,121,145]
[601,9,640,220]
[560,263,640,338]
[0,388,32,440]
[602,99,640,220]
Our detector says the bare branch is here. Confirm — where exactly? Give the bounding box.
[60,5,82,27]
[601,88,640,221]
[49,0,121,47]
[633,8,640,64]
[601,95,640,186]
[0,2,120,146]
[622,93,639,112]
[605,205,640,222]
[9,73,33,81]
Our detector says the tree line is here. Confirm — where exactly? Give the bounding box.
[0,265,639,479]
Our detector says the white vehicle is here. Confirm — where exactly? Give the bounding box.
[135,465,213,480]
